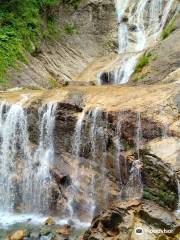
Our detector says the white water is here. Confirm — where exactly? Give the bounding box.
[23,103,57,213]
[67,110,86,219]
[98,0,175,84]
[0,102,57,218]
[177,180,180,213]
[68,107,109,221]
[0,212,90,229]
[136,112,142,159]
[114,114,123,184]
[0,102,29,211]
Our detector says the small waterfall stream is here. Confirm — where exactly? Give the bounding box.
[121,112,143,200]
[69,107,108,221]
[177,180,180,214]
[0,102,57,219]
[23,103,57,213]
[0,102,29,212]
[98,0,175,84]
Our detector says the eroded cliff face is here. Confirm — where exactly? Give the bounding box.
[4,0,180,88]
[0,0,180,239]
[0,78,179,238]
[6,0,117,88]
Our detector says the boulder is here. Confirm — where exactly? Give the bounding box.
[83,200,180,240]
[9,230,25,240]
[44,217,55,226]
[56,224,71,236]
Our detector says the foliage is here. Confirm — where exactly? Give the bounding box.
[48,78,59,88]
[160,17,176,40]
[134,52,155,73]
[0,0,82,83]
[64,22,76,35]
[0,0,62,83]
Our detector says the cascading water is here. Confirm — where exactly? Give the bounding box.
[0,102,29,212]
[67,110,86,219]
[122,112,143,199]
[0,102,57,217]
[23,103,57,213]
[69,107,108,221]
[98,0,175,84]
[177,180,180,214]
[114,114,123,185]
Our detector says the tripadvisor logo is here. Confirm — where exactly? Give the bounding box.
[135,227,143,235]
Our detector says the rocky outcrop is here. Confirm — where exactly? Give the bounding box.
[83,200,180,240]
[0,78,179,238]
[130,14,180,85]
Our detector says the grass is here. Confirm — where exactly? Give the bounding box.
[134,52,155,73]
[48,78,59,88]
[160,17,176,40]
[64,22,76,35]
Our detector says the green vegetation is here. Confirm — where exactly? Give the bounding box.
[48,78,59,88]
[64,22,76,35]
[0,0,81,84]
[134,52,155,73]
[160,17,176,40]
[131,73,147,83]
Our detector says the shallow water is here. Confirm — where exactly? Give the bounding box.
[0,212,90,239]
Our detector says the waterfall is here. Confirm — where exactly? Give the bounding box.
[0,102,57,215]
[98,0,175,84]
[0,102,29,212]
[114,114,124,185]
[177,180,180,214]
[23,103,57,213]
[67,110,86,219]
[90,108,108,207]
[136,112,142,159]
[121,112,143,200]
[69,107,108,221]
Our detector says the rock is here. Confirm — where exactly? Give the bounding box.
[40,226,51,236]
[83,200,180,240]
[56,224,71,236]
[40,233,54,240]
[44,217,55,226]
[9,230,25,240]
[141,151,178,210]
[6,0,117,88]
[30,230,40,239]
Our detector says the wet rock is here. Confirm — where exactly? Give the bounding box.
[83,200,180,240]
[44,217,55,226]
[56,224,71,237]
[30,230,40,239]
[40,233,55,240]
[9,230,25,240]
[121,16,128,22]
[141,151,178,210]
[50,168,71,187]
[129,24,137,31]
